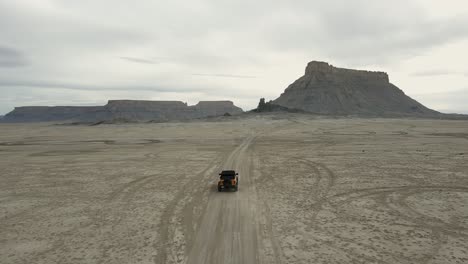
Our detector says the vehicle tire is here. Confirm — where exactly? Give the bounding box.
[218,187,222,192]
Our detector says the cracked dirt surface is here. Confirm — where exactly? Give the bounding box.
[1,116,468,264]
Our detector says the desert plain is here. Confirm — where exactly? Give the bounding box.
[1,114,467,264]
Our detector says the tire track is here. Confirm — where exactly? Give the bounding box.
[95,173,160,264]
[153,150,229,264]
[324,185,468,263]
[184,134,281,264]
[296,158,337,223]
[289,160,394,263]
[253,155,337,262]
[24,173,159,264]
[256,154,461,263]
[249,143,285,264]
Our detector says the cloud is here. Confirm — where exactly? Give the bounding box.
[410,70,465,77]
[411,88,468,114]
[0,45,27,67]
[191,73,257,79]
[119,57,160,65]
[262,1,468,65]
[0,79,210,93]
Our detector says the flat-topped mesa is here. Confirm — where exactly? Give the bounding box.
[190,100,243,117]
[194,100,236,107]
[304,61,334,74]
[2,100,244,123]
[103,100,191,121]
[273,60,438,116]
[107,100,187,106]
[12,106,101,111]
[106,100,188,110]
[3,106,104,122]
[106,100,242,113]
[305,61,389,83]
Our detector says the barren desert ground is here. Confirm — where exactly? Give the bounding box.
[1,115,468,264]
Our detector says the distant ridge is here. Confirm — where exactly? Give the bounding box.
[272,61,440,117]
[2,100,243,123]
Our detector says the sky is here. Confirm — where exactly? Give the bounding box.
[1,0,468,115]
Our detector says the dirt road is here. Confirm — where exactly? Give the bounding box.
[162,133,282,264]
[187,135,259,264]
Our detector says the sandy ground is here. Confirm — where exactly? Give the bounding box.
[1,115,468,264]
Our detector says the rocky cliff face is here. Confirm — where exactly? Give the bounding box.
[189,101,243,118]
[2,100,243,123]
[101,100,191,121]
[273,61,439,116]
[3,106,104,122]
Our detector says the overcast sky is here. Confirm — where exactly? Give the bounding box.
[1,0,468,114]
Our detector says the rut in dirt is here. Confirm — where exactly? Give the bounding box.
[186,135,259,264]
[155,134,283,264]
[186,134,283,264]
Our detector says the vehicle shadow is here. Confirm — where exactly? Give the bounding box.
[211,184,238,193]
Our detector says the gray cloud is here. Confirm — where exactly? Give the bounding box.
[410,70,465,77]
[0,79,210,93]
[263,2,468,65]
[120,57,160,65]
[191,74,257,79]
[411,88,468,114]
[0,45,27,67]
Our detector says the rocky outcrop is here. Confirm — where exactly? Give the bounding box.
[252,98,302,113]
[273,61,439,116]
[100,100,191,122]
[189,101,243,117]
[3,106,104,122]
[2,100,243,123]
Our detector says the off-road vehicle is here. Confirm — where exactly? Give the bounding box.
[218,170,238,192]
